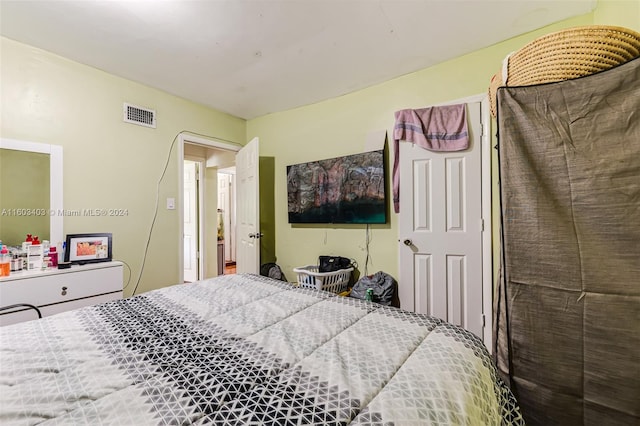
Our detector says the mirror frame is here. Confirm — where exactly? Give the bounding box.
[0,138,63,244]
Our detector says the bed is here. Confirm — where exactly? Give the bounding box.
[0,273,523,425]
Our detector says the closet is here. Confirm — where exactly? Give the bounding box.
[494,54,639,425]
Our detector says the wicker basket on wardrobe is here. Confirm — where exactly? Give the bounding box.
[489,25,640,117]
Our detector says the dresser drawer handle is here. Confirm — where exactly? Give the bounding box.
[61,286,68,296]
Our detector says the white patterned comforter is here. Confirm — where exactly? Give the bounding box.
[0,274,523,425]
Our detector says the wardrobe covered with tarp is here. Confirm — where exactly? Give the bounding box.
[492,26,640,426]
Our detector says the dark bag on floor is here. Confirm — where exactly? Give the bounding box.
[350,271,397,305]
[318,256,353,272]
[260,262,287,281]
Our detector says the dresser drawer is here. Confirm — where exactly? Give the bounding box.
[0,264,123,307]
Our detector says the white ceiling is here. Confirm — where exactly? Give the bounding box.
[0,0,596,120]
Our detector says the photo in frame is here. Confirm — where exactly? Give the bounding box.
[64,233,112,264]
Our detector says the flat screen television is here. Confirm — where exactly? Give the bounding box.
[287,149,387,224]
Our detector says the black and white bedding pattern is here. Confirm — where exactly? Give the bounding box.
[0,274,524,425]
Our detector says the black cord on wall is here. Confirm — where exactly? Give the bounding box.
[364,224,371,276]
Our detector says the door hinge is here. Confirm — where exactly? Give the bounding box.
[482,314,486,327]
[196,251,200,259]
[480,218,484,231]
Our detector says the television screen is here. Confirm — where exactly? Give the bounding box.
[287,149,387,224]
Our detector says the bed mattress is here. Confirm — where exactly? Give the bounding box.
[1,274,523,425]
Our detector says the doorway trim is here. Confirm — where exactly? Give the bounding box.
[183,158,203,282]
[178,133,240,284]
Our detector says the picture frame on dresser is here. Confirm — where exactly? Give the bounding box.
[64,233,112,264]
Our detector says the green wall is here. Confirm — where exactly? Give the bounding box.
[1,0,636,297]
[594,0,640,29]
[247,14,590,282]
[0,149,50,246]
[259,156,277,264]
[0,37,246,296]
[248,0,638,287]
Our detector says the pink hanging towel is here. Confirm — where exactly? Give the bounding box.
[392,104,469,213]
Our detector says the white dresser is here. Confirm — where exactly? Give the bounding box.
[0,261,123,326]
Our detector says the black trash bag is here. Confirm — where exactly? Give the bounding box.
[350,271,397,306]
[260,263,287,282]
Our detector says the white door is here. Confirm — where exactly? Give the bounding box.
[398,101,484,338]
[235,137,260,274]
[183,160,199,282]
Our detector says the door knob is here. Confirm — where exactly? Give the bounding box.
[403,239,413,246]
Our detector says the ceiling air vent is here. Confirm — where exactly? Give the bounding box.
[123,103,156,128]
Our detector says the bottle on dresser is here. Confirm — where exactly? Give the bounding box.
[24,234,43,271]
[0,245,10,277]
[48,246,58,268]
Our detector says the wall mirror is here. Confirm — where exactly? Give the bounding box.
[0,138,63,247]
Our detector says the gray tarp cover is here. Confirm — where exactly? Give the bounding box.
[494,56,640,425]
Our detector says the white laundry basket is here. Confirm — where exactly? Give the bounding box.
[293,265,353,293]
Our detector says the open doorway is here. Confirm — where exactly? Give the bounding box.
[217,167,236,275]
[179,134,240,282]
